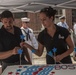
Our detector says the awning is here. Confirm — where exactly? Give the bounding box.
[0,0,76,13]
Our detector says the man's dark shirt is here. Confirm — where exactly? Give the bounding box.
[0,26,25,63]
[38,25,72,64]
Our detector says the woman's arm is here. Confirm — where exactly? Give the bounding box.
[20,42,44,56]
[22,47,32,64]
[55,35,74,62]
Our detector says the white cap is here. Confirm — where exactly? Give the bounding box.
[21,17,30,22]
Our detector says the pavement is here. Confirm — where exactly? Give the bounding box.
[32,50,46,65]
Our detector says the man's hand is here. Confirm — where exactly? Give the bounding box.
[12,47,21,55]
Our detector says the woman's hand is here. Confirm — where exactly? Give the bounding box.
[20,42,25,48]
[54,55,63,62]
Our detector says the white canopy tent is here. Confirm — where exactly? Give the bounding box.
[0,0,76,13]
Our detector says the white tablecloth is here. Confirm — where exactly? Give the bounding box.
[1,64,76,75]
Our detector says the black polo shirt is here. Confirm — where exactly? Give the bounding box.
[0,26,25,63]
[38,25,72,64]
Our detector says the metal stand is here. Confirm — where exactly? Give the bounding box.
[20,54,21,65]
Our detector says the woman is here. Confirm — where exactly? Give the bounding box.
[20,6,74,64]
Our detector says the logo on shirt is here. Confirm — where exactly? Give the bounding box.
[58,34,64,39]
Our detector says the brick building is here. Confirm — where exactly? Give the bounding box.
[13,9,73,30]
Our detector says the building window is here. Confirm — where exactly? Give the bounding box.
[13,12,27,19]
[72,9,76,23]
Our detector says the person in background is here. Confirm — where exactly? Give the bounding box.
[21,17,38,64]
[0,21,3,28]
[57,16,74,46]
[20,6,74,64]
[0,10,31,71]
[73,23,76,61]
[73,22,76,47]
[57,16,69,30]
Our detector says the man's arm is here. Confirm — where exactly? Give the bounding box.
[0,47,20,59]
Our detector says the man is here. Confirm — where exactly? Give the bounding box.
[57,16,69,30]
[0,10,31,71]
[21,17,38,64]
